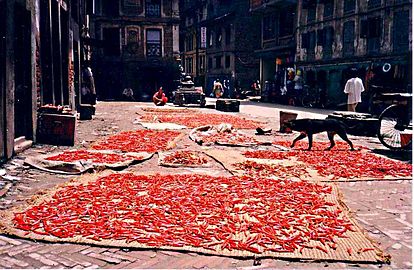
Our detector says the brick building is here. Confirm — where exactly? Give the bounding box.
[180,0,260,97]
[250,0,298,103]
[179,0,207,87]
[90,0,180,101]
[296,0,412,110]
[0,0,90,162]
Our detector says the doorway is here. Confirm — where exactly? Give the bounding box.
[14,4,33,139]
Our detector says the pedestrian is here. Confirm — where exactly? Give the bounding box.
[81,64,96,105]
[213,79,223,98]
[153,87,168,106]
[344,71,365,112]
[122,87,135,101]
[293,69,303,105]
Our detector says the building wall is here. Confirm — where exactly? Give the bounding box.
[91,0,181,100]
[295,0,412,109]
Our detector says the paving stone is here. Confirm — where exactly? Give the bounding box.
[2,256,30,267]
[4,243,32,256]
[61,253,104,267]
[80,247,108,255]
[28,253,60,266]
[51,244,89,254]
[103,251,138,262]
[0,255,16,268]
[88,252,123,264]
[44,253,78,267]
[0,235,22,245]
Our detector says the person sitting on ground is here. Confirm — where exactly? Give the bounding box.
[153,87,168,106]
[122,87,135,101]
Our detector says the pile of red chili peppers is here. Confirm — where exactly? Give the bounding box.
[46,150,136,164]
[91,130,182,153]
[140,113,263,129]
[14,173,356,254]
[162,151,208,166]
[244,142,412,179]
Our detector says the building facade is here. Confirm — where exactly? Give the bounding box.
[179,0,207,87]
[180,0,260,97]
[250,0,298,103]
[1,0,89,162]
[90,0,180,101]
[296,0,412,110]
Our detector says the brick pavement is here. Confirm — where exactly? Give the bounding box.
[0,101,411,269]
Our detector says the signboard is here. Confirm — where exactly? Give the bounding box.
[200,27,206,48]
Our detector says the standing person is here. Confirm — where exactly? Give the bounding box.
[153,87,168,106]
[81,64,96,105]
[293,70,303,105]
[213,79,223,98]
[344,72,365,112]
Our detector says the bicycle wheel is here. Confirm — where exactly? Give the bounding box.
[377,104,412,150]
[301,94,314,108]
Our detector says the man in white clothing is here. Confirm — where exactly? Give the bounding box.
[344,74,365,112]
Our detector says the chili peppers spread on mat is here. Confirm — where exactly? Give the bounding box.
[234,160,310,180]
[246,142,412,179]
[13,174,356,254]
[162,151,208,166]
[141,108,198,114]
[46,150,136,164]
[91,130,181,153]
[140,113,263,129]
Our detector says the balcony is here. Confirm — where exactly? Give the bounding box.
[250,0,297,12]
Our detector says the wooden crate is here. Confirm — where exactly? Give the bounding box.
[37,113,76,146]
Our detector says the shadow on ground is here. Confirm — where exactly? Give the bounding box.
[372,149,412,162]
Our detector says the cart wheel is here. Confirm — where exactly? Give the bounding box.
[377,104,412,150]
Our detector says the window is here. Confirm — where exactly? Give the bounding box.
[263,15,275,40]
[308,31,316,59]
[322,27,334,58]
[280,8,295,37]
[343,0,355,14]
[225,55,231,68]
[146,29,161,57]
[208,57,212,69]
[393,11,409,52]
[215,30,222,48]
[367,0,381,9]
[323,0,334,18]
[146,0,160,17]
[102,0,119,16]
[126,27,140,54]
[199,55,205,72]
[103,28,121,56]
[360,17,382,54]
[186,35,193,51]
[215,56,222,69]
[208,30,213,48]
[186,57,193,74]
[225,26,231,45]
[343,21,355,57]
[307,6,316,23]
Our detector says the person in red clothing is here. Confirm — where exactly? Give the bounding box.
[153,87,168,106]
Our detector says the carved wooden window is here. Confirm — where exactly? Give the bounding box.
[146,29,161,57]
[126,27,140,54]
[393,11,409,52]
[145,0,160,18]
[343,21,355,57]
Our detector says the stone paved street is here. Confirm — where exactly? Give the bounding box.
[0,101,411,269]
